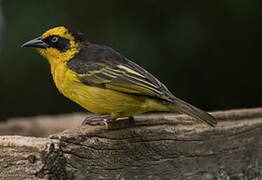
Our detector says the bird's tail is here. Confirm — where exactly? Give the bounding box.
[165,97,217,127]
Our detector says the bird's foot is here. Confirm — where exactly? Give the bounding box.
[81,115,112,126]
[81,115,135,129]
[126,116,135,126]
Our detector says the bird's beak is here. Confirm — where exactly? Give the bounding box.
[21,36,49,49]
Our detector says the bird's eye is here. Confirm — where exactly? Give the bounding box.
[51,36,59,43]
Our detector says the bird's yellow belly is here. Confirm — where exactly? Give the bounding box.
[52,65,167,118]
[66,82,148,117]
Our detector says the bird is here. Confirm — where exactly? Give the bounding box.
[21,26,216,127]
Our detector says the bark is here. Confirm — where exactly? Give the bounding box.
[0,108,262,180]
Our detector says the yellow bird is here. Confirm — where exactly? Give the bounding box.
[21,26,216,127]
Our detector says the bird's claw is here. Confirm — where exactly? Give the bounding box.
[81,115,111,126]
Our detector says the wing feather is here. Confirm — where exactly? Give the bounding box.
[68,44,174,101]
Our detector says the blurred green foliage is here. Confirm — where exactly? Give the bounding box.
[0,0,261,120]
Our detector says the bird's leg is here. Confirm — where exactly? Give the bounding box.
[81,115,135,128]
[127,116,135,126]
[81,114,112,126]
[108,116,135,127]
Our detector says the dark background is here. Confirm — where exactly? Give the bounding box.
[0,0,261,121]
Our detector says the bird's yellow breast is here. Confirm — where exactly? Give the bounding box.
[49,61,168,118]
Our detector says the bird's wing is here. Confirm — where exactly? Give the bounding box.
[68,44,174,102]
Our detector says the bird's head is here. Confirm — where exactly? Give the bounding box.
[21,26,86,63]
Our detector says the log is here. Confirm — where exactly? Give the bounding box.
[1,108,262,180]
[0,113,85,137]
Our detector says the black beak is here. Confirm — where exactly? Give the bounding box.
[21,36,49,49]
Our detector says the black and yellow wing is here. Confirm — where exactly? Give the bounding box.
[67,44,175,102]
[68,44,216,127]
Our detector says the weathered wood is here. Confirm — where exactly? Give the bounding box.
[1,108,262,180]
[0,113,85,137]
